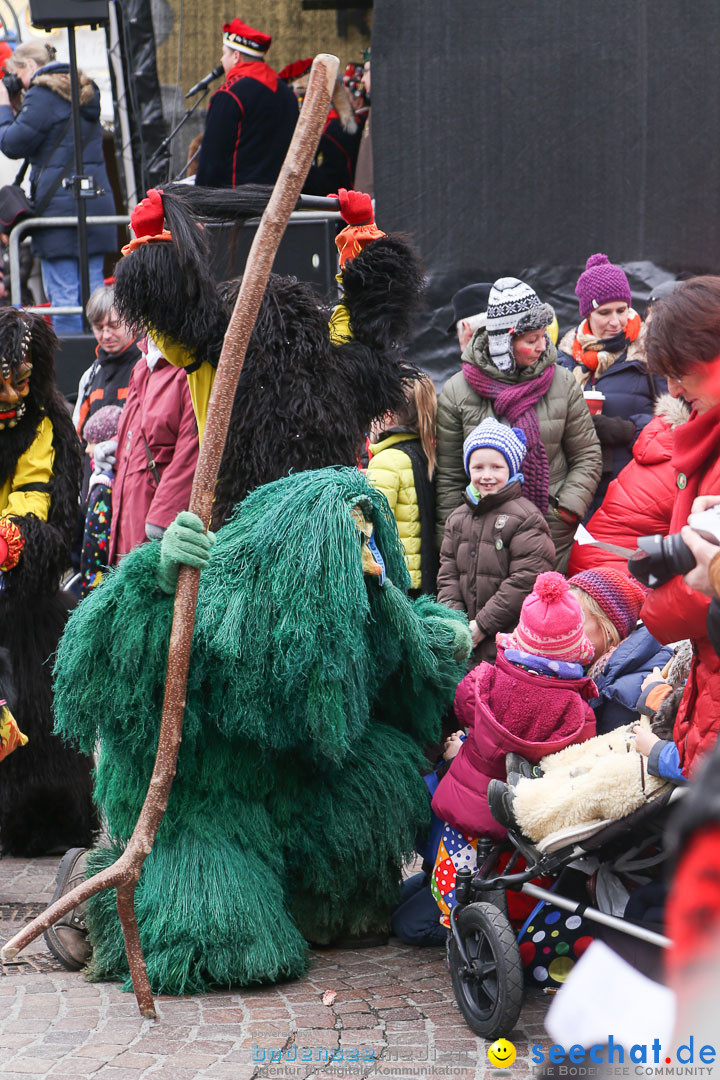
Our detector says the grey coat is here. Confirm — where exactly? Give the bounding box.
[435,330,602,571]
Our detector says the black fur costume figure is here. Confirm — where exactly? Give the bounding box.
[113,184,424,527]
[0,310,96,855]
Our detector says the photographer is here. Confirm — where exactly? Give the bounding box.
[639,278,720,781]
[0,41,114,334]
[659,499,720,1043]
[680,495,720,655]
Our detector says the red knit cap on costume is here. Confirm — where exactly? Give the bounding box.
[568,567,646,640]
[575,253,632,319]
[498,572,595,664]
[222,18,272,56]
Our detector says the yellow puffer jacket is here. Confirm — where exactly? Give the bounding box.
[367,433,422,589]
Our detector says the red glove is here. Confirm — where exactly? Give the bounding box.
[333,188,373,226]
[0,535,7,568]
[130,188,165,239]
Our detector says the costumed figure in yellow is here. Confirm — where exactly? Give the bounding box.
[0,309,96,854]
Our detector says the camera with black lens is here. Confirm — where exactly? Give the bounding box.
[629,505,720,588]
[2,74,22,96]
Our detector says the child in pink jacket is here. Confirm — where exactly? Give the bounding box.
[432,572,598,842]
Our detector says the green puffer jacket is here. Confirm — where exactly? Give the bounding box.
[435,331,602,571]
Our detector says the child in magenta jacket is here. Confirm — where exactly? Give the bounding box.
[432,572,598,841]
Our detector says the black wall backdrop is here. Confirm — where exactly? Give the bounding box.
[372,0,720,383]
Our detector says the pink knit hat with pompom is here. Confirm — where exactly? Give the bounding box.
[497,571,595,664]
[575,253,632,319]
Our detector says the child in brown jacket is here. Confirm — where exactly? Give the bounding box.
[437,418,554,664]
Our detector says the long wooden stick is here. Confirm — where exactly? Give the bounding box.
[1,54,339,1019]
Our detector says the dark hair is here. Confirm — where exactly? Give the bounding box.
[646,275,720,378]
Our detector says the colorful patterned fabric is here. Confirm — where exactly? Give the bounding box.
[0,700,27,762]
[80,482,112,597]
[431,822,478,927]
[517,898,593,987]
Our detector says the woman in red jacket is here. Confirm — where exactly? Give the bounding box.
[640,277,720,778]
[568,394,690,575]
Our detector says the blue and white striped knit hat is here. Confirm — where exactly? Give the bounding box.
[463,418,527,477]
[486,277,555,372]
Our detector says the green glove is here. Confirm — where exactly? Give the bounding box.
[451,620,473,662]
[156,511,216,595]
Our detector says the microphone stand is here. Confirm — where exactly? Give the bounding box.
[146,86,210,181]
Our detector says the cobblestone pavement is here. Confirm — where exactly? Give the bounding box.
[1,855,549,1079]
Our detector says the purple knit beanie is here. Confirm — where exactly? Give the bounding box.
[83,404,123,444]
[568,567,646,640]
[575,254,632,319]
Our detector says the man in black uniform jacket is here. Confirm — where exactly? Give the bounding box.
[278,57,364,196]
[195,18,297,188]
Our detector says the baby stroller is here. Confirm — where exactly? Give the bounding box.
[446,775,680,1039]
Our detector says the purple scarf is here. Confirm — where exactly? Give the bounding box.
[462,362,555,513]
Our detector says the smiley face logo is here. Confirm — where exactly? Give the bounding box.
[487,1038,517,1068]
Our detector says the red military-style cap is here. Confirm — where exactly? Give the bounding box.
[222,18,272,57]
[277,58,313,82]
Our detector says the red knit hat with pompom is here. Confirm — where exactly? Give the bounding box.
[497,571,595,664]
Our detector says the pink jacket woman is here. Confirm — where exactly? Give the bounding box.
[109,341,199,563]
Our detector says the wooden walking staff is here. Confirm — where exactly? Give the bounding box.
[1,53,340,1019]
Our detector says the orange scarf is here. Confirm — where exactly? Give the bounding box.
[571,309,643,387]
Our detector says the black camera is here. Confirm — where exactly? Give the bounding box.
[2,74,22,96]
[629,505,720,588]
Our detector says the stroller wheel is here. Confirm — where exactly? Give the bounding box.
[448,902,523,1039]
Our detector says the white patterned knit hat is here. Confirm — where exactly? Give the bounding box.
[463,418,527,477]
[485,277,555,372]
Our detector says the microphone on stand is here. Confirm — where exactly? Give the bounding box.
[185,64,224,98]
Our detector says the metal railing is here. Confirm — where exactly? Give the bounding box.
[8,210,343,315]
[8,215,130,312]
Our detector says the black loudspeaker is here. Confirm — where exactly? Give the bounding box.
[28,0,109,30]
[54,335,98,402]
[207,217,339,299]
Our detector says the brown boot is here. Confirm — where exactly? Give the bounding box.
[43,847,92,971]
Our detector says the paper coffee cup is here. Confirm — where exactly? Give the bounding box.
[584,389,605,415]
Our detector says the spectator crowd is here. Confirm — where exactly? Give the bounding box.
[1,10,720,1054]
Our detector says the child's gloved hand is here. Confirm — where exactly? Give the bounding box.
[93,439,117,473]
[156,510,216,595]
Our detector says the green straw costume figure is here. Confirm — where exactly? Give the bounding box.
[54,467,471,994]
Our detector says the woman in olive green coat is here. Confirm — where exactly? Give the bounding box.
[435,278,602,571]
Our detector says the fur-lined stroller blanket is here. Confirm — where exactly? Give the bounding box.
[512,719,670,846]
